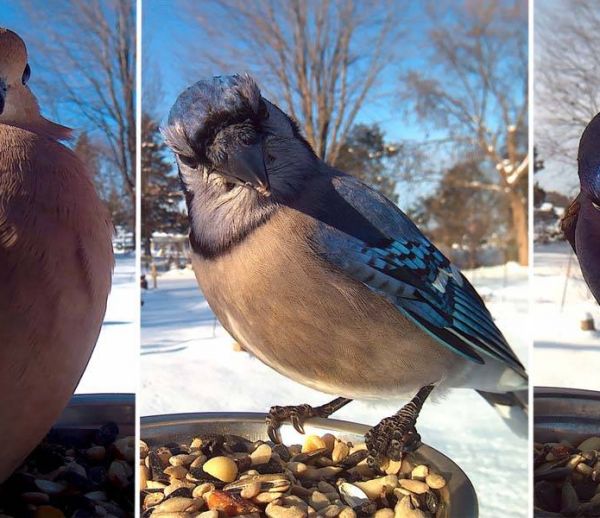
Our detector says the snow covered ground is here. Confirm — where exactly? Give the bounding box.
[533,241,600,390]
[75,253,138,394]
[141,262,529,517]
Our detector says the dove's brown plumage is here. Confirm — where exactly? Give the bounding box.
[0,28,113,481]
[561,195,581,253]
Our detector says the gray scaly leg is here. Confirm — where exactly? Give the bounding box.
[365,384,435,466]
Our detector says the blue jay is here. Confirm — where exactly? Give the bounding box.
[562,113,600,305]
[164,74,528,463]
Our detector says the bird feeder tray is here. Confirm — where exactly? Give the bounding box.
[534,387,600,445]
[55,392,135,435]
[142,412,478,518]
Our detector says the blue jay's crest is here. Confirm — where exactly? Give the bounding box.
[164,74,262,157]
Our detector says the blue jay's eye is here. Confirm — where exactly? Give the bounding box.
[22,64,31,85]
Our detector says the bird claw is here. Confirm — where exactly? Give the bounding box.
[265,403,318,444]
[266,416,282,444]
[290,413,306,435]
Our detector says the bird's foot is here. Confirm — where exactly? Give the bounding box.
[266,397,352,443]
[365,417,422,467]
[365,384,435,468]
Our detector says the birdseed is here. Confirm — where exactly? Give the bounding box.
[0,422,134,517]
[140,432,448,517]
[534,436,600,516]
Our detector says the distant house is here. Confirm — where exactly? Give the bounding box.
[147,232,191,270]
[113,225,134,253]
[534,202,564,244]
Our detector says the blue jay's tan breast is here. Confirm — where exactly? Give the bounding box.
[192,207,460,400]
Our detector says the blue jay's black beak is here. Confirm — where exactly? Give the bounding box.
[225,141,271,195]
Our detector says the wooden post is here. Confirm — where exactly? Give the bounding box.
[581,313,596,332]
[560,249,573,312]
[151,263,158,289]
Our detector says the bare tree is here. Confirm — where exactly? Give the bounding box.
[142,112,187,256]
[182,0,403,165]
[403,0,529,265]
[535,0,600,164]
[25,0,136,206]
[416,159,505,268]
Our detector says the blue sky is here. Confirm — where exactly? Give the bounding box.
[142,0,432,143]
[3,1,528,207]
[2,2,27,26]
[534,0,584,196]
[142,1,491,206]
[4,1,526,160]
[2,2,93,130]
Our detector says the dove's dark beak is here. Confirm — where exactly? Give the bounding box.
[0,79,6,115]
[223,140,270,195]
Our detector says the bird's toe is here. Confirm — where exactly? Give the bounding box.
[289,411,307,435]
[265,403,318,443]
[266,417,282,444]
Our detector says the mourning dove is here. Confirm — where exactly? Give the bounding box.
[0,28,113,481]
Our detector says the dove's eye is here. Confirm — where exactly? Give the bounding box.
[592,201,600,211]
[21,64,31,85]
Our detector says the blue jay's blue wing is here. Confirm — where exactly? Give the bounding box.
[314,174,525,373]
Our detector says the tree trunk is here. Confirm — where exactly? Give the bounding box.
[144,237,152,257]
[508,188,528,266]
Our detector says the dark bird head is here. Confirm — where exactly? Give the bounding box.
[575,113,600,303]
[578,112,600,209]
[164,74,318,257]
